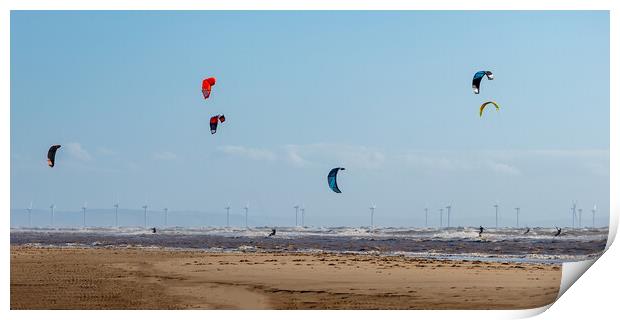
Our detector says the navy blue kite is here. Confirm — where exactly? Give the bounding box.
[472,71,494,94]
[327,167,345,193]
[47,144,61,168]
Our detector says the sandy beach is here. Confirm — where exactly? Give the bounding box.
[10,245,561,310]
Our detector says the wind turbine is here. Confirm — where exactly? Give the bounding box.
[424,207,428,227]
[50,203,55,227]
[571,201,577,228]
[114,201,119,227]
[82,201,87,227]
[369,203,376,230]
[493,203,499,228]
[26,201,33,227]
[578,208,583,228]
[592,205,597,228]
[142,203,148,228]
[445,205,452,228]
[225,204,231,227]
[439,208,443,228]
[293,205,299,227]
[514,207,520,228]
[244,203,249,228]
[300,205,306,227]
[163,208,168,227]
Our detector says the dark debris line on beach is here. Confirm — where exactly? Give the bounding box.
[10,231,606,260]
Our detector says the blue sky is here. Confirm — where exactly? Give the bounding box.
[10,11,609,228]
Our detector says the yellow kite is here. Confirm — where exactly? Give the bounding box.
[479,101,500,117]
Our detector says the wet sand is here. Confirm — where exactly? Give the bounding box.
[10,245,561,309]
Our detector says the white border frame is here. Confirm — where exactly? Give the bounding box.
[2,1,617,319]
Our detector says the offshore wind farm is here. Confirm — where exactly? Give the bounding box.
[10,199,608,265]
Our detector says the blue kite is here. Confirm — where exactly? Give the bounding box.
[327,167,346,193]
[472,71,494,94]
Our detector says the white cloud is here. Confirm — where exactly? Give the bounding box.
[218,146,276,161]
[525,149,609,158]
[153,151,178,161]
[481,149,608,176]
[285,147,310,167]
[216,144,606,178]
[96,147,117,156]
[399,151,521,175]
[283,143,386,169]
[65,142,92,161]
[398,148,609,176]
[398,152,475,172]
[487,161,521,176]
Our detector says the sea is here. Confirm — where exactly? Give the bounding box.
[10,226,608,264]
